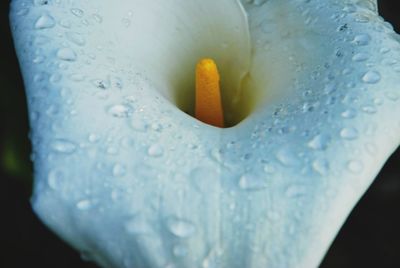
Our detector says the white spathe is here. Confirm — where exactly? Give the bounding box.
[10,0,400,267]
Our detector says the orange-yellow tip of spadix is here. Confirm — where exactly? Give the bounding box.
[195,58,224,128]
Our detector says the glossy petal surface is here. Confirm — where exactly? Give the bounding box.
[10,0,400,267]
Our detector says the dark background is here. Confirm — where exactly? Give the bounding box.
[0,1,399,267]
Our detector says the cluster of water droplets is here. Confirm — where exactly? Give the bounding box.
[10,0,400,267]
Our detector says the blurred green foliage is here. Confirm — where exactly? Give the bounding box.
[0,0,32,191]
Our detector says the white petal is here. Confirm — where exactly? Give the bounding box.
[10,0,400,268]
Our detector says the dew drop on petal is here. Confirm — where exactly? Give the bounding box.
[238,173,267,191]
[263,163,275,174]
[352,52,369,62]
[340,127,359,140]
[365,143,378,155]
[16,8,29,16]
[361,105,377,114]
[385,92,399,101]
[307,134,330,150]
[35,14,55,29]
[121,18,131,28]
[33,0,49,5]
[76,199,92,210]
[147,144,164,157]
[51,139,77,154]
[108,104,133,118]
[362,70,381,84]
[353,34,371,46]
[92,14,103,23]
[32,55,45,64]
[312,159,330,175]
[112,163,126,177]
[347,160,364,174]
[88,133,99,143]
[57,48,77,61]
[276,148,299,166]
[66,32,86,46]
[47,169,64,190]
[71,8,84,17]
[341,108,357,119]
[166,218,196,238]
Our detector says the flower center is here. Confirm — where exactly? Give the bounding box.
[195,58,224,127]
[110,0,259,127]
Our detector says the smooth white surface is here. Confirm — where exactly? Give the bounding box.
[10,0,400,267]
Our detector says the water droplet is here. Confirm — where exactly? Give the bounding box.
[49,73,62,83]
[342,68,352,75]
[32,55,45,64]
[341,108,357,119]
[47,169,64,190]
[35,14,55,29]
[210,148,223,164]
[51,139,77,154]
[365,143,377,155]
[121,18,131,27]
[151,123,163,132]
[276,148,299,166]
[347,160,363,174]
[352,52,369,62]
[353,34,371,46]
[45,104,59,116]
[111,76,123,89]
[385,92,399,101]
[238,173,267,191]
[92,13,103,23]
[57,48,77,61]
[312,159,329,175]
[112,163,126,177]
[147,144,164,157]
[362,70,381,84]
[76,199,92,210]
[167,218,196,238]
[92,78,109,90]
[71,8,84,17]
[323,83,336,94]
[340,127,359,140]
[362,105,377,114]
[307,134,330,150]
[263,163,275,174]
[33,0,49,5]
[108,104,133,118]
[66,32,86,46]
[16,8,29,16]
[88,133,99,143]
[355,14,370,23]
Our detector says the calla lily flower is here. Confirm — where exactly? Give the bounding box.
[10,0,400,267]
